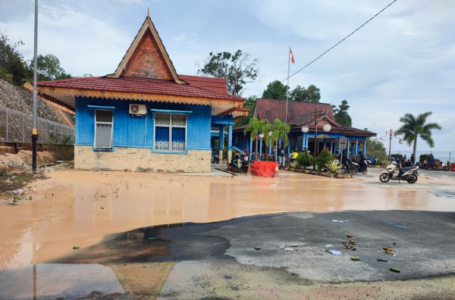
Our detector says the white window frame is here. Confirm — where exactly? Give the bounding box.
[94,109,114,150]
[154,113,187,152]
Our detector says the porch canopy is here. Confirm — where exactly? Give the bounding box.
[233,98,376,159]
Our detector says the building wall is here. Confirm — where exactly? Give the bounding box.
[74,97,212,172]
[74,146,211,173]
[75,96,212,150]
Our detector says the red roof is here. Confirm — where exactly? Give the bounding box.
[37,75,243,101]
[255,98,334,123]
[179,75,228,94]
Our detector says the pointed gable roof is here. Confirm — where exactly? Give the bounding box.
[107,13,185,84]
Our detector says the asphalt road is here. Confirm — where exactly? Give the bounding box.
[154,210,455,299]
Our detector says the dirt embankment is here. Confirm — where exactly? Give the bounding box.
[0,150,55,170]
[0,79,75,126]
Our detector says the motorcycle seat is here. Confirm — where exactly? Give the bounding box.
[400,166,415,172]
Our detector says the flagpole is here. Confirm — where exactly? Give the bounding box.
[285,47,290,125]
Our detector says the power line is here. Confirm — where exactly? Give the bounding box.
[282,0,397,82]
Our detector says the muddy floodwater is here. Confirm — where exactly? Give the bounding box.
[0,168,454,299]
[1,169,454,269]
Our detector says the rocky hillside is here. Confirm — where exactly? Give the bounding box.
[0,79,74,127]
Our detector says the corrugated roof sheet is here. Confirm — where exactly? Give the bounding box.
[36,75,244,101]
[256,98,334,123]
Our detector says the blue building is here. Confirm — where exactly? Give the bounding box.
[37,14,247,172]
[233,99,376,160]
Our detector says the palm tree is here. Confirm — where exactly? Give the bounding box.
[395,112,442,162]
[243,118,268,160]
[264,119,290,162]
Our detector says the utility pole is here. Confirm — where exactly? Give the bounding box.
[32,0,39,174]
[388,129,393,161]
[313,105,318,171]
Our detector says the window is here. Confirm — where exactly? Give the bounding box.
[154,113,187,152]
[94,110,113,149]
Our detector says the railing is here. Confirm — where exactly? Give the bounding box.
[367,151,454,163]
[0,106,75,144]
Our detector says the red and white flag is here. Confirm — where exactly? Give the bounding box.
[289,48,295,64]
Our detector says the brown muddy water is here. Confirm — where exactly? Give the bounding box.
[0,169,454,299]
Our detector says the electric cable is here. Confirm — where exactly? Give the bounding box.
[282,0,397,82]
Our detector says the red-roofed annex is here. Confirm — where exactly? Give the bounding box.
[36,12,245,172]
[233,99,376,160]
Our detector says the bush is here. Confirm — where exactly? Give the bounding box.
[420,154,430,163]
[316,150,334,171]
[381,160,390,167]
[267,156,274,161]
[325,160,341,173]
[290,161,300,169]
[296,149,313,168]
[391,153,403,160]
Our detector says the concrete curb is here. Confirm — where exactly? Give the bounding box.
[281,167,352,179]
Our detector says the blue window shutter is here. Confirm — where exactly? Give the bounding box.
[172,128,185,142]
[156,127,169,141]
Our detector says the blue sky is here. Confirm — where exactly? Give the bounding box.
[1,0,454,153]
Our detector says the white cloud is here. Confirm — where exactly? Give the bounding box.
[0,0,453,150]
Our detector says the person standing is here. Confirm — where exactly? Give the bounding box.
[342,150,350,173]
[410,153,415,165]
[277,146,282,165]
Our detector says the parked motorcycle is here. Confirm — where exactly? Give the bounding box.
[227,155,251,173]
[335,159,357,175]
[379,161,419,184]
[424,159,450,171]
[351,159,369,175]
[213,153,220,164]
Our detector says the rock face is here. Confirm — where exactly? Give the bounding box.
[0,79,75,126]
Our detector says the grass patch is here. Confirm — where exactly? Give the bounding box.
[0,168,47,198]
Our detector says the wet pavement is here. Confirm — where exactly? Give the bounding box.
[0,167,454,299]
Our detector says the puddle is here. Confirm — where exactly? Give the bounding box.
[428,189,455,199]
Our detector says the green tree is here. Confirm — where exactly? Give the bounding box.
[0,34,30,85]
[394,112,442,162]
[234,96,256,127]
[265,118,290,162]
[262,80,288,100]
[290,84,321,102]
[197,50,259,96]
[332,100,352,127]
[32,54,72,81]
[366,137,387,161]
[243,118,268,160]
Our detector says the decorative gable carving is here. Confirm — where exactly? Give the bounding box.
[107,14,185,84]
[122,30,173,79]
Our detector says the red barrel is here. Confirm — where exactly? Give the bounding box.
[451,163,455,171]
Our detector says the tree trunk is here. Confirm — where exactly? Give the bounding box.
[255,134,258,160]
[275,142,278,162]
[413,137,417,165]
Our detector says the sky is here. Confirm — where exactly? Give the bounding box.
[1,0,454,153]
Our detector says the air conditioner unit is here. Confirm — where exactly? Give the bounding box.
[129,104,147,116]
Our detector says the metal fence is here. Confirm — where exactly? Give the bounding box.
[0,106,75,145]
[368,151,454,163]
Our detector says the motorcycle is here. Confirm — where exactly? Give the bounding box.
[351,158,369,175]
[227,155,251,173]
[335,159,357,175]
[213,153,220,164]
[424,159,450,171]
[379,161,419,184]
